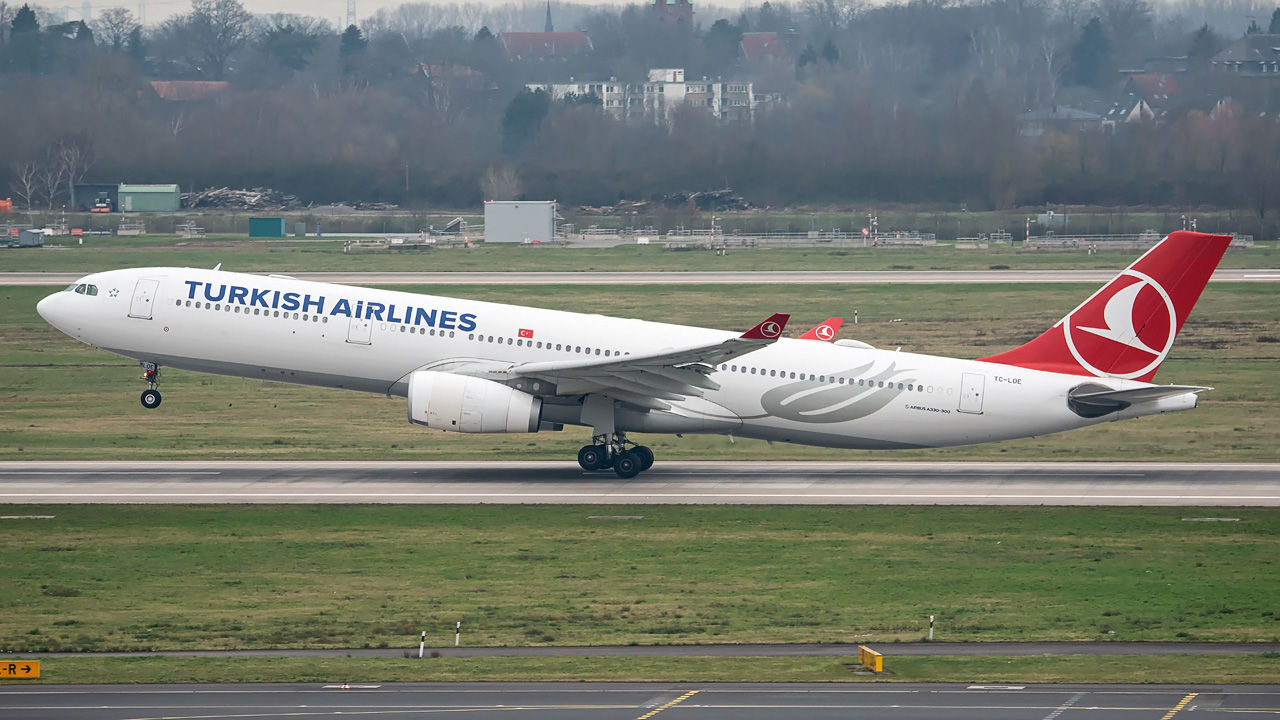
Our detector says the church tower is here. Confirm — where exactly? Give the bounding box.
[544,1,553,32]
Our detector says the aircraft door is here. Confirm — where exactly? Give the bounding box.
[128,279,160,319]
[347,316,372,345]
[958,372,985,414]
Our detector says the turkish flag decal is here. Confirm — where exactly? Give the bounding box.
[518,328,534,338]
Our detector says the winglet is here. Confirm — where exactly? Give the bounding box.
[799,318,843,342]
[739,313,790,340]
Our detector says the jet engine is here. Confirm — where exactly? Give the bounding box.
[407,371,542,433]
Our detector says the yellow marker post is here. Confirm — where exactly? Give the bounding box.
[0,661,39,679]
[857,646,883,673]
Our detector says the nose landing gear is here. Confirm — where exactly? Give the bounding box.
[577,432,654,478]
[139,362,162,409]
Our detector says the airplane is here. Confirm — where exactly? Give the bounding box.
[36,231,1230,478]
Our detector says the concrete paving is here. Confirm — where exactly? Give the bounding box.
[2,461,1279,506]
[0,682,1275,720]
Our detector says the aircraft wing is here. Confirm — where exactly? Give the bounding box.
[497,313,790,411]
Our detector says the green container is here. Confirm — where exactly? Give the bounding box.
[118,184,180,213]
[248,217,286,237]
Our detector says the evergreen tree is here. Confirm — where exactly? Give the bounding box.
[1270,8,1280,34]
[474,26,494,42]
[1066,17,1111,90]
[821,39,840,63]
[125,25,146,67]
[339,24,366,75]
[1246,19,1262,33]
[1187,23,1221,72]
[796,43,818,68]
[9,4,41,73]
[500,89,551,157]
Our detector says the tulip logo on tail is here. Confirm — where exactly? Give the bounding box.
[814,324,836,341]
[1063,270,1176,380]
[760,321,782,338]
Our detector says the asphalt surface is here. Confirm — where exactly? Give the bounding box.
[14,642,1280,659]
[2,461,1279,506]
[4,269,1279,286]
[0,683,1276,720]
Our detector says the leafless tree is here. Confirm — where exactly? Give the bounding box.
[55,134,95,210]
[35,150,67,210]
[93,7,138,50]
[9,161,39,211]
[164,0,254,80]
[481,165,522,200]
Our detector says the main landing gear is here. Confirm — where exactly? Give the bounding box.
[139,362,162,409]
[577,432,655,479]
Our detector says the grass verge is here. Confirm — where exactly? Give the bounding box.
[2,654,1278,684]
[2,505,1278,652]
[4,237,1278,274]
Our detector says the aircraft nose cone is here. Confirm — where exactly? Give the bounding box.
[37,292,63,327]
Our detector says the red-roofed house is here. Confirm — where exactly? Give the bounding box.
[740,32,784,63]
[499,32,593,61]
[1123,74,1182,110]
[148,81,230,102]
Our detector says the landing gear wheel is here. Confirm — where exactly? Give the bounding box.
[140,388,162,409]
[613,451,641,479]
[577,444,609,471]
[633,445,654,471]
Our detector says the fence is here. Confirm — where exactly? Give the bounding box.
[1026,232,1253,251]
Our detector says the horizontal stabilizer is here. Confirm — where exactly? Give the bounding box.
[1067,383,1210,418]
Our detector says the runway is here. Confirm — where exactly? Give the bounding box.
[1,682,1276,720]
[2,461,1279,505]
[4,268,1278,286]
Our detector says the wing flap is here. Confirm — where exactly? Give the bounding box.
[1067,383,1210,418]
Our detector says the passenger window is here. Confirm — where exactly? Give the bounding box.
[604,350,610,357]
[838,377,845,384]
[789,372,796,379]
[770,370,776,377]
[750,368,756,374]
[595,349,601,355]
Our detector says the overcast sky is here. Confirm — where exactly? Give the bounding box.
[73,0,616,27]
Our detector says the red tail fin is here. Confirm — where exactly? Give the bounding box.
[799,318,843,341]
[979,231,1230,382]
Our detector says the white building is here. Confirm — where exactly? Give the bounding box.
[525,68,762,125]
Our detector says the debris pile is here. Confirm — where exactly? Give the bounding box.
[183,187,302,210]
[577,190,751,215]
[659,189,752,212]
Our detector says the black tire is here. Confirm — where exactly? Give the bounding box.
[633,445,655,471]
[613,451,641,479]
[578,444,607,471]
[140,389,162,409]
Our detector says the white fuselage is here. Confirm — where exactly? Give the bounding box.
[37,267,1192,450]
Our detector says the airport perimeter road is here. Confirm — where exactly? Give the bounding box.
[0,683,1276,720]
[4,269,1278,286]
[2,461,1279,505]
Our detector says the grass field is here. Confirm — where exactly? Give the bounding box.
[2,281,1277,461]
[1,505,1278,654]
[4,654,1280,685]
[2,236,1277,274]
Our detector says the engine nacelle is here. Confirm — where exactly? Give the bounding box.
[407,371,542,433]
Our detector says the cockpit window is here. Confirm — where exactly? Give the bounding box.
[65,283,98,295]
[65,284,80,292]
[85,285,98,296]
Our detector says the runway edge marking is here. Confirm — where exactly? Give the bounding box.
[1158,693,1198,720]
[635,690,698,719]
